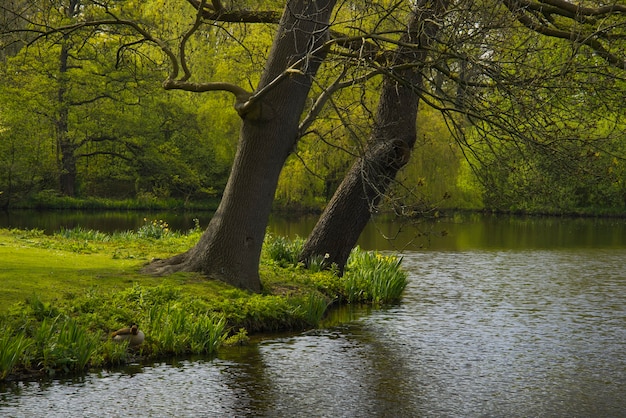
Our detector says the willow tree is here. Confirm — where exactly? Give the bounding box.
[298,0,450,270]
[1,0,338,291]
[146,0,337,291]
[299,0,626,270]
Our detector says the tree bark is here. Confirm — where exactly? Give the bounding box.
[56,41,78,197]
[143,0,336,292]
[300,1,449,272]
[56,2,81,197]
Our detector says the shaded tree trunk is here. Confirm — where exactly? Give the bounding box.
[143,0,336,291]
[300,1,449,271]
[56,1,81,196]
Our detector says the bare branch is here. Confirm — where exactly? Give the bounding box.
[179,0,207,82]
[299,67,383,134]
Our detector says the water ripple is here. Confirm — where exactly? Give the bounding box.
[2,249,625,417]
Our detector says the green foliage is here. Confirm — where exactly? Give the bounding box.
[344,247,408,304]
[291,292,330,326]
[222,328,249,346]
[136,218,173,239]
[0,227,410,380]
[58,226,110,242]
[26,294,60,321]
[262,235,409,305]
[30,316,99,376]
[0,328,32,380]
[144,304,226,356]
[0,7,235,206]
[262,233,305,267]
[395,104,484,211]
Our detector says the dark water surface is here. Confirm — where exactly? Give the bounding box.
[2,210,626,250]
[1,213,625,416]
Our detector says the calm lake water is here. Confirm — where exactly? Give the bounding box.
[1,212,625,416]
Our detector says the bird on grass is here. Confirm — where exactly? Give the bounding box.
[112,324,145,347]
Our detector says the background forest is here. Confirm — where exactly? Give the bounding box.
[1,0,625,215]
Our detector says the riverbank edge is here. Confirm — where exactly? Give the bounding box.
[2,195,221,211]
[0,228,407,382]
[2,192,626,218]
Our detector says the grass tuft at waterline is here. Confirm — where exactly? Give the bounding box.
[0,225,408,381]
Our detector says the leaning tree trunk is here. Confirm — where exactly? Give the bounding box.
[300,1,449,272]
[143,0,336,292]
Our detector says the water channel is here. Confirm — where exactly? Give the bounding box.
[1,212,625,416]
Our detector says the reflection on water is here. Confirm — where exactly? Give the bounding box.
[2,245,625,417]
[2,210,626,251]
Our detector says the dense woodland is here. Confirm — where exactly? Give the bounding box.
[1,0,625,215]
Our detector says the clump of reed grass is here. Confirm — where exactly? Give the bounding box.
[263,233,304,267]
[144,304,226,356]
[0,328,32,380]
[58,226,110,242]
[290,292,330,326]
[344,247,408,304]
[262,235,408,305]
[31,316,99,376]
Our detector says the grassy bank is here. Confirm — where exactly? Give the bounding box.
[6,192,221,211]
[0,223,407,381]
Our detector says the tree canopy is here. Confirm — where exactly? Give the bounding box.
[2,0,626,288]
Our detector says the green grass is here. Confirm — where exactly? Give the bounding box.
[16,192,220,211]
[0,226,408,380]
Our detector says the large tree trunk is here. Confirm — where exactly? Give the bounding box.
[143,0,336,291]
[300,1,449,272]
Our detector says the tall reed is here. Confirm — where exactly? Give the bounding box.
[32,316,98,375]
[344,247,408,304]
[0,329,32,380]
[146,304,226,356]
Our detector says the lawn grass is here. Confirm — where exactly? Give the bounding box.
[0,228,192,310]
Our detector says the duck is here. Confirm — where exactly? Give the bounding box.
[112,324,145,347]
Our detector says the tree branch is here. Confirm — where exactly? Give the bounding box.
[537,0,626,17]
[186,0,282,23]
[179,0,207,82]
[502,0,626,69]
[76,150,132,161]
[162,79,250,99]
[299,67,383,135]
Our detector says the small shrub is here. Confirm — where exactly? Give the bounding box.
[27,294,59,321]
